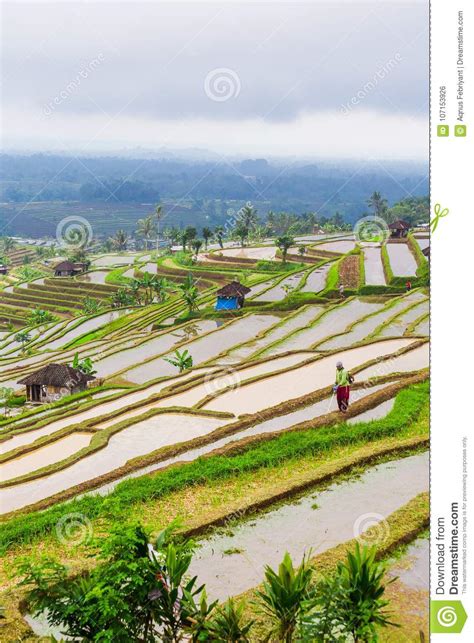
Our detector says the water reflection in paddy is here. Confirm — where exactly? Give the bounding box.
[362,246,385,285]
[189,452,429,600]
[123,315,280,384]
[299,263,331,293]
[318,293,426,350]
[0,432,91,481]
[0,414,227,513]
[88,382,396,498]
[223,307,323,363]
[356,343,429,380]
[263,299,384,354]
[206,339,414,415]
[386,243,417,276]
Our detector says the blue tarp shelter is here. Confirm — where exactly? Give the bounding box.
[214,281,251,311]
[215,296,239,310]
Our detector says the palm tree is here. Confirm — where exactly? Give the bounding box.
[110,229,129,251]
[82,297,102,315]
[191,239,203,257]
[15,330,31,352]
[27,308,56,326]
[276,235,294,263]
[367,191,388,219]
[72,352,97,376]
[179,273,199,313]
[138,271,157,305]
[234,222,249,247]
[154,204,164,251]
[255,552,315,643]
[2,237,16,253]
[184,226,197,244]
[238,203,258,230]
[152,277,171,303]
[111,288,136,307]
[202,227,213,251]
[136,216,156,251]
[163,226,180,247]
[214,226,225,249]
[164,349,193,373]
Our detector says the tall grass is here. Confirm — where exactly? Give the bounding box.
[0,382,428,552]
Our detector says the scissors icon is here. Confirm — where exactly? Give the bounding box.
[430,203,449,233]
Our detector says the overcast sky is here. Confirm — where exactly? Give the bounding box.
[1,1,429,160]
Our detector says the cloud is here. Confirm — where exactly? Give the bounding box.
[1,1,429,157]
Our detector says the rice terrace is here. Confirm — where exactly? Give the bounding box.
[0,199,430,641]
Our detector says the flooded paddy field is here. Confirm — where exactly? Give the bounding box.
[386,243,418,276]
[412,315,429,336]
[0,369,213,453]
[356,342,429,380]
[414,236,430,251]
[94,320,217,378]
[0,432,92,482]
[362,246,386,285]
[76,270,111,284]
[385,537,429,636]
[0,414,227,514]
[103,353,314,420]
[205,339,414,415]
[221,307,323,363]
[299,263,331,293]
[189,452,428,600]
[123,314,280,384]
[311,239,355,253]
[253,272,305,302]
[376,299,429,338]
[92,254,138,266]
[85,382,398,498]
[317,293,426,351]
[260,298,385,355]
[218,247,277,261]
[44,309,132,351]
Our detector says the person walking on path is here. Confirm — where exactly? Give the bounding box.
[334,360,352,412]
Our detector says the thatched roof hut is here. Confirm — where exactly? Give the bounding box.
[388,220,410,238]
[54,260,86,277]
[215,281,251,310]
[18,363,95,403]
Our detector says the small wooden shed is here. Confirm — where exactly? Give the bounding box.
[0,265,8,275]
[54,260,86,277]
[388,220,410,238]
[422,246,430,258]
[215,281,251,311]
[18,363,95,403]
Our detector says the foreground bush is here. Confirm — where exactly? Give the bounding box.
[19,524,395,642]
